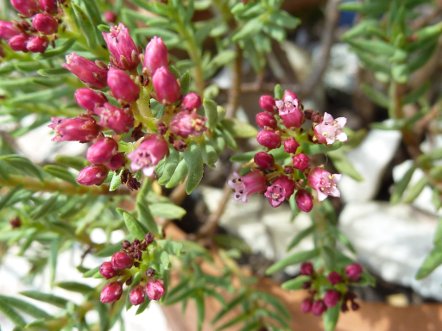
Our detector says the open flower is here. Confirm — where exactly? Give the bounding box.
[313,112,347,144]
[128,135,169,176]
[264,176,295,207]
[276,90,304,128]
[169,110,206,138]
[228,170,267,203]
[308,167,341,201]
[103,24,139,70]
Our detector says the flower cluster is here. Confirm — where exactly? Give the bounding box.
[229,90,347,210]
[50,23,208,187]
[0,0,61,54]
[298,262,363,316]
[99,233,165,305]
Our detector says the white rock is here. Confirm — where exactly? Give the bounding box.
[339,128,401,202]
[340,201,442,300]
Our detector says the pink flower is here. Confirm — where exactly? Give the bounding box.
[275,90,304,128]
[311,300,327,316]
[107,68,140,103]
[300,262,314,276]
[49,116,99,142]
[64,53,108,89]
[152,66,181,104]
[103,24,139,70]
[264,176,295,208]
[100,282,123,304]
[39,0,57,14]
[259,95,275,113]
[295,189,313,212]
[256,111,277,129]
[283,137,299,154]
[105,153,126,170]
[254,151,274,170]
[11,0,40,17]
[228,170,267,203]
[111,251,134,270]
[77,165,108,186]
[8,34,29,52]
[181,92,201,110]
[145,279,165,301]
[313,112,347,144]
[129,286,146,305]
[99,261,117,279]
[74,88,107,113]
[301,298,313,313]
[32,13,58,35]
[87,137,118,164]
[143,36,168,75]
[128,135,169,176]
[169,110,206,138]
[103,11,117,23]
[26,36,48,53]
[96,103,134,134]
[0,21,20,40]
[345,263,363,282]
[256,129,281,149]
[308,168,341,201]
[324,290,341,308]
[292,153,309,171]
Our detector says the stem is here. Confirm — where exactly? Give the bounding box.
[226,44,243,118]
[0,175,128,196]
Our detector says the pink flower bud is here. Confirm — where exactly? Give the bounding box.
[152,66,181,104]
[143,36,168,75]
[169,110,206,138]
[293,153,309,171]
[255,111,277,129]
[324,290,341,308]
[228,170,267,202]
[283,89,297,100]
[264,176,295,207]
[32,13,58,35]
[39,0,57,14]
[107,68,140,103]
[295,190,313,212]
[275,91,304,128]
[103,11,117,23]
[49,116,100,142]
[74,88,107,113]
[8,34,28,52]
[145,279,165,301]
[327,271,342,285]
[254,151,274,170]
[345,263,363,282]
[259,94,275,112]
[256,129,281,149]
[128,135,169,176]
[0,21,20,40]
[283,138,299,154]
[311,300,327,316]
[96,103,134,134]
[99,261,117,279]
[111,251,134,270]
[301,298,313,313]
[308,167,341,201]
[100,282,123,304]
[87,137,118,164]
[64,53,108,89]
[181,92,201,110]
[11,0,40,17]
[26,35,48,53]
[300,262,314,276]
[105,153,125,170]
[129,286,146,305]
[77,165,108,186]
[103,24,139,70]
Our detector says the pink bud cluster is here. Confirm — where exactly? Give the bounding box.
[229,90,347,210]
[50,23,208,187]
[297,262,363,316]
[0,0,61,54]
[99,234,165,305]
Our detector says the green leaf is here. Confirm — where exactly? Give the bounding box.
[233,18,262,41]
[212,292,247,323]
[165,159,188,188]
[222,119,257,138]
[195,294,205,331]
[287,226,314,251]
[361,84,389,108]
[40,39,76,59]
[123,211,146,240]
[149,202,186,219]
[230,151,256,163]
[416,246,442,279]
[137,202,160,235]
[403,177,427,203]
[328,150,363,181]
[57,282,95,294]
[323,304,340,331]
[0,154,43,180]
[0,295,50,319]
[266,249,319,275]
[203,98,219,130]
[0,300,26,327]
[109,170,123,191]
[281,275,310,290]
[20,291,68,308]
[30,195,58,219]
[391,165,415,204]
[184,145,204,194]
[135,299,151,314]
[44,165,77,185]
